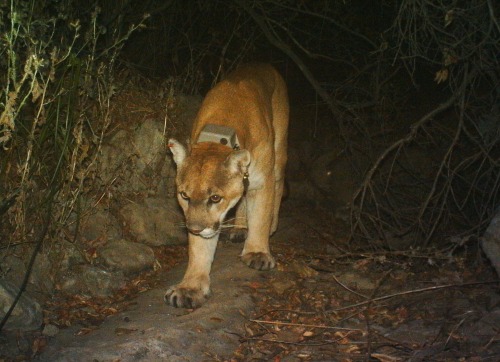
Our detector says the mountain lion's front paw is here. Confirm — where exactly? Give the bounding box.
[241,252,276,271]
[164,285,209,309]
[229,228,247,243]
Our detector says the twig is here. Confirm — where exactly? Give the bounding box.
[267,0,378,49]
[327,280,500,313]
[0,192,54,332]
[364,270,392,361]
[253,308,318,318]
[238,337,340,346]
[229,328,359,346]
[236,0,349,137]
[0,241,35,250]
[350,66,477,241]
[330,273,370,299]
[249,319,363,332]
[444,310,474,349]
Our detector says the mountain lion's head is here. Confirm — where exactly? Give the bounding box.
[168,139,250,239]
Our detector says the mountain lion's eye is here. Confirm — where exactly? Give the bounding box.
[209,195,221,203]
[179,191,190,200]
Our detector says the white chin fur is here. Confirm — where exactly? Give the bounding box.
[199,228,219,239]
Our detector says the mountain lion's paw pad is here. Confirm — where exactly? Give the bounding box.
[164,286,208,309]
[241,252,276,271]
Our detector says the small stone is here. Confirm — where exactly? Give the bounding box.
[42,324,59,337]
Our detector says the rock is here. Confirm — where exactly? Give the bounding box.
[0,280,43,331]
[59,264,126,297]
[29,252,55,295]
[157,155,177,200]
[79,207,121,242]
[2,253,54,296]
[133,119,166,174]
[120,198,186,246]
[481,207,500,278]
[98,129,129,184]
[99,239,155,273]
[1,255,27,286]
[97,129,148,194]
[97,119,176,196]
[55,240,86,271]
[38,243,258,362]
[42,324,60,337]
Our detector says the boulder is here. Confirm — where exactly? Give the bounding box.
[79,207,121,242]
[58,264,126,297]
[99,239,155,273]
[119,198,186,246]
[0,280,43,331]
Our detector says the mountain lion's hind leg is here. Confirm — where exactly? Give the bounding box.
[271,177,285,235]
[270,66,289,235]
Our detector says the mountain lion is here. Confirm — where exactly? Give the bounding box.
[166,63,289,308]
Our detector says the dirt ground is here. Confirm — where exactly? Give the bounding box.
[7,198,494,361]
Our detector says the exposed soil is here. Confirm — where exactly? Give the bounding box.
[2,198,495,361]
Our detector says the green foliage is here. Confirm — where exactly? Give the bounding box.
[0,0,148,243]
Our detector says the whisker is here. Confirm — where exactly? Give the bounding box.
[219,228,238,234]
[221,222,247,227]
[223,216,246,223]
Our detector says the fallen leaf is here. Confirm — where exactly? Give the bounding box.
[371,353,403,362]
[444,10,454,27]
[75,327,96,336]
[114,327,138,336]
[31,336,47,357]
[434,69,448,84]
[289,260,319,277]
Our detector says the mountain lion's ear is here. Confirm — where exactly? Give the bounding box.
[226,149,251,174]
[168,138,187,166]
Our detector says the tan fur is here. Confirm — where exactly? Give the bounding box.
[166,63,289,308]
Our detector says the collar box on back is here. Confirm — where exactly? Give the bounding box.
[197,124,240,149]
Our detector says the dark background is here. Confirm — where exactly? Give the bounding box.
[1,0,499,246]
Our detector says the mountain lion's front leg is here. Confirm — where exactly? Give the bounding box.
[241,178,276,270]
[164,234,217,308]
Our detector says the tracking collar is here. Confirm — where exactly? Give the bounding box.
[197,124,241,150]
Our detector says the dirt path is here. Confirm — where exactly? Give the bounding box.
[38,242,259,361]
[34,201,500,361]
